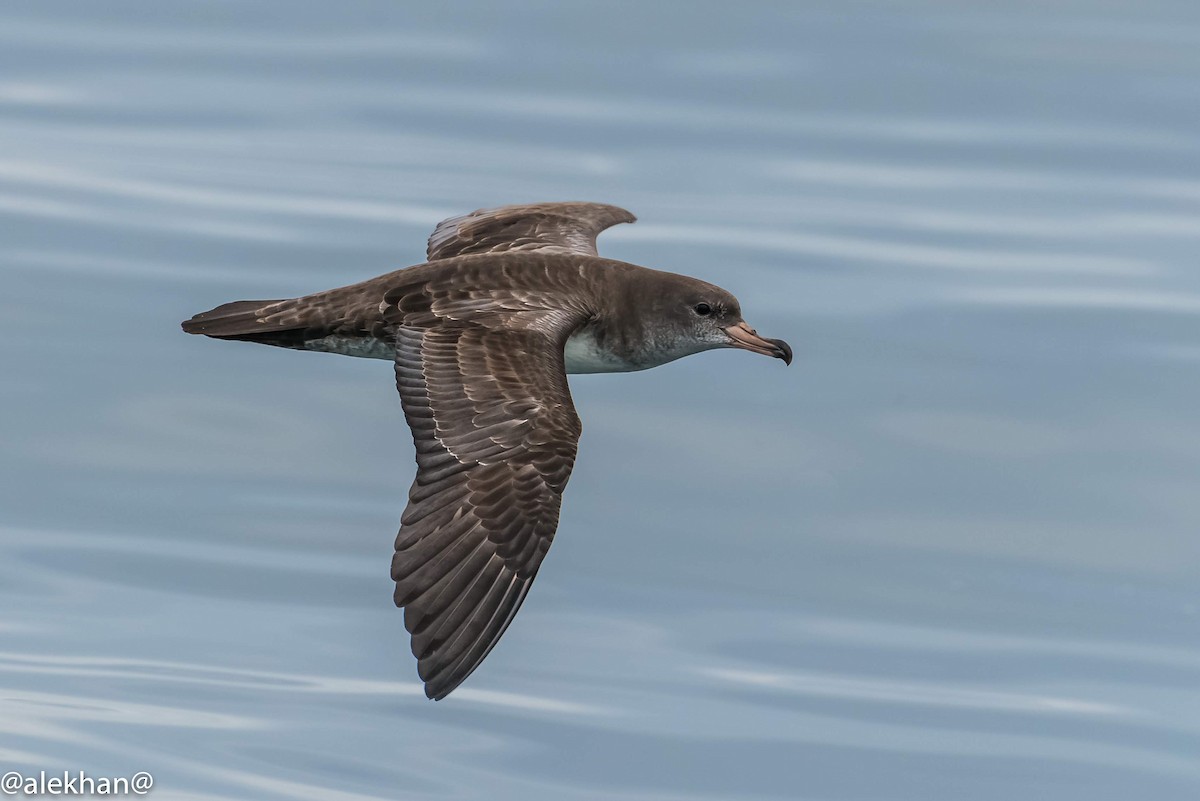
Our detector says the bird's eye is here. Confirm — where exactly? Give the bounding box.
[694,302,712,316]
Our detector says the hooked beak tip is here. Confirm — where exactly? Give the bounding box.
[770,338,793,366]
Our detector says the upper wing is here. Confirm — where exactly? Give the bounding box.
[384,283,586,700]
[426,201,635,261]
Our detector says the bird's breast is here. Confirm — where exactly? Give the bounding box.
[563,328,638,374]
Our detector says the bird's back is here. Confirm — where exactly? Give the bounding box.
[181,253,623,359]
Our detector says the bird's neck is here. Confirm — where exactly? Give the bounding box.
[569,266,705,373]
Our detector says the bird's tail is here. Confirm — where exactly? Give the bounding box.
[181,298,308,348]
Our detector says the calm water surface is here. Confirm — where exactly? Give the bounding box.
[1,2,1199,799]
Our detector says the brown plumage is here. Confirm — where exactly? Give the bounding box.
[183,202,791,699]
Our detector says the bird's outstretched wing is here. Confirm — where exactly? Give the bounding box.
[383,278,587,699]
[426,201,635,261]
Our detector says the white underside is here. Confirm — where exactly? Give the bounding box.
[306,330,638,373]
[307,335,395,360]
[563,329,634,374]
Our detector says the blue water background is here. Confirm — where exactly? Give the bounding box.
[1,2,1198,799]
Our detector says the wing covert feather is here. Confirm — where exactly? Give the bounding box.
[427,202,635,261]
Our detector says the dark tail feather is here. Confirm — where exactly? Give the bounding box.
[181,299,308,347]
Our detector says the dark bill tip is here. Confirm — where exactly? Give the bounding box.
[767,337,793,366]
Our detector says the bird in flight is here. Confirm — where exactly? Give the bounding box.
[183,202,791,699]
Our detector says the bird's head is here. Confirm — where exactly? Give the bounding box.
[640,274,792,367]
